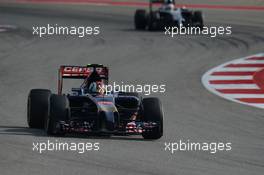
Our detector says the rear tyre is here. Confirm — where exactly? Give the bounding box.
[142,98,163,139]
[27,89,51,129]
[45,94,69,135]
[134,9,147,30]
[192,11,204,29]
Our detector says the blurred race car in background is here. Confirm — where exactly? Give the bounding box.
[134,0,204,30]
[27,64,163,139]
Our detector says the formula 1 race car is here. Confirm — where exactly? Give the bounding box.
[27,64,163,139]
[134,0,204,30]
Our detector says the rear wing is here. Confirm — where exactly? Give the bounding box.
[151,0,165,3]
[149,0,175,11]
[58,64,109,94]
[151,0,175,3]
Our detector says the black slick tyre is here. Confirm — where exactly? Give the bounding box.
[45,94,69,135]
[142,98,163,139]
[134,9,147,30]
[27,89,51,129]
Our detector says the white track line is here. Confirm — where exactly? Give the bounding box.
[207,76,253,80]
[233,60,264,64]
[251,104,264,108]
[212,67,261,72]
[222,94,264,98]
[208,84,260,89]
[0,25,17,32]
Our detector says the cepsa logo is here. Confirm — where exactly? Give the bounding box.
[63,66,94,73]
[62,66,108,78]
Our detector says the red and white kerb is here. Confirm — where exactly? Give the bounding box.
[202,53,264,109]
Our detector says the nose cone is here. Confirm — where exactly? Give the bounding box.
[98,101,117,112]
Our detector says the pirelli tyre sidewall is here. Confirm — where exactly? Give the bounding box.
[142,97,163,139]
[27,89,51,129]
[45,94,69,135]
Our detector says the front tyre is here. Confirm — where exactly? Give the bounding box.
[134,9,147,30]
[27,89,51,128]
[142,98,163,139]
[45,94,69,135]
[192,11,204,29]
[148,11,159,31]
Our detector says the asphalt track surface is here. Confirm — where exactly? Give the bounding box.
[0,1,263,175]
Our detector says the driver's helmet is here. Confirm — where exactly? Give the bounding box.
[88,80,105,94]
[165,0,173,4]
[181,6,187,10]
[163,0,174,10]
